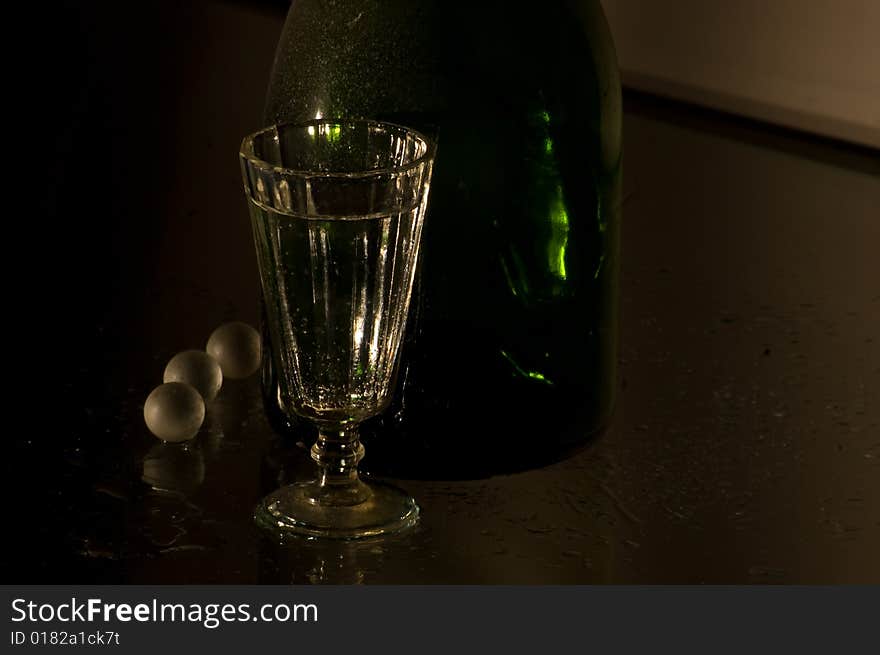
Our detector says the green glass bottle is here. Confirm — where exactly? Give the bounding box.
[262,0,622,477]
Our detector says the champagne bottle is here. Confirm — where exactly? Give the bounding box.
[262,0,622,478]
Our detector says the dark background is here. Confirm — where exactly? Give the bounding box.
[6,0,879,583]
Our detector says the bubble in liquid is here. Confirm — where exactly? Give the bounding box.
[144,382,205,442]
[206,321,261,379]
[163,350,223,402]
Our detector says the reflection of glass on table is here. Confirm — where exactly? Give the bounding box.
[240,119,435,539]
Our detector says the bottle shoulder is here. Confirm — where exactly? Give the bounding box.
[264,0,621,131]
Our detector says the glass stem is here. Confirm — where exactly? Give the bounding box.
[310,426,368,504]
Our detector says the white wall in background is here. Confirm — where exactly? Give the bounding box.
[601,0,880,147]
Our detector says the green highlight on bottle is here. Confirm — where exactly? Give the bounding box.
[547,184,569,281]
[536,109,569,284]
[500,349,554,386]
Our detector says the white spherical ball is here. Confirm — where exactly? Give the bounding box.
[206,321,261,379]
[163,350,223,402]
[144,382,205,442]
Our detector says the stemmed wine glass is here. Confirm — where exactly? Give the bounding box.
[240,119,435,539]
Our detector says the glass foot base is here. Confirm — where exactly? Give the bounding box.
[254,480,419,540]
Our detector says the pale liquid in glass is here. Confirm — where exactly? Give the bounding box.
[248,199,425,426]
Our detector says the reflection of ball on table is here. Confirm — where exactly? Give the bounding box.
[142,442,206,494]
[206,322,261,379]
[143,382,205,442]
[163,350,223,402]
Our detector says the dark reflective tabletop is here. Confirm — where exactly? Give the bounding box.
[9,0,879,583]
